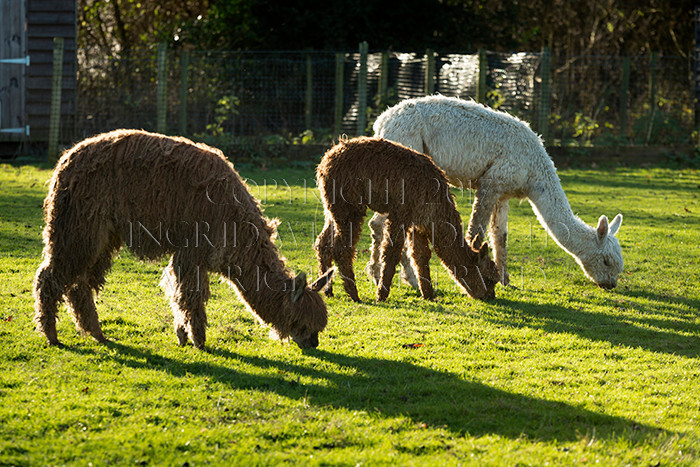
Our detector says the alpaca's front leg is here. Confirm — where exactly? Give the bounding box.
[65,279,108,343]
[466,184,500,245]
[377,220,407,301]
[489,198,510,285]
[161,257,210,349]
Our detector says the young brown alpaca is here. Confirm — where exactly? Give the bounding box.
[33,129,333,350]
[314,137,499,302]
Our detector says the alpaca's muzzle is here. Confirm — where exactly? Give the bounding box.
[597,279,617,290]
[293,332,319,349]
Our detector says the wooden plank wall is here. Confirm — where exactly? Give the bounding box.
[26,0,76,142]
[0,0,27,141]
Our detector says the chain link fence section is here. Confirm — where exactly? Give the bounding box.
[77,48,160,140]
[76,46,694,148]
[545,53,693,146]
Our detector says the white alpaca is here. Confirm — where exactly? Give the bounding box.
[367,95,624,289]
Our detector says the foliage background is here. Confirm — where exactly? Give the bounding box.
[78,0,694,56]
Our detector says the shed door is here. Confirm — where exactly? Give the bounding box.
[0,0,28,141]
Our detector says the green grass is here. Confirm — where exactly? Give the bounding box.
[1,162,699,465]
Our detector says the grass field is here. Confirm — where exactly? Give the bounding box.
[0,161,698,465]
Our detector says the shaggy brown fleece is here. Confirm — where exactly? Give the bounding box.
[33,129,333,350]
[314,137,499,302]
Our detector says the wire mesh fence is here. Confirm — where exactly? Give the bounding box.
[76,46,695,148]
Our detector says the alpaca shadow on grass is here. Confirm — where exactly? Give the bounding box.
[490,293,700,358]
[64,341,669,443]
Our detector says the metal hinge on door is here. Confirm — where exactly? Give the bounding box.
[0,56,30,66]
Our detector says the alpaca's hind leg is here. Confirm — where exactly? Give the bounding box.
[33,259,64,346]
[409,228,434,299]
[332,210,365,302]
[314,219,335,297]
[161,256,210,349]
[365,212,386,285]
[377,219,408,301]
[490,198,510,285]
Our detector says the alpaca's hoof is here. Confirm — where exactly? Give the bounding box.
[47,339,65,348]
[347,290,361,302]
[91,330,109,343]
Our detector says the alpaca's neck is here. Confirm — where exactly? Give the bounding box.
[527,170,594,258]
[219,226,292,325]
[430,207,473,266]
[225,261,291,323]
[429,207,480,276]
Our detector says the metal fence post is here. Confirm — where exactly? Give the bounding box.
[179,50,190,135]
[357,41,368,136]
[334,52,345,137]
[620,56,630,143]
[425,49,435,95]
[538,47,551,142]
[645,52,658,144]
[156,42,168,134]
[379,51,389,102]
[305,53,313,131]
[48,37,64,163]
[477,48,487,103]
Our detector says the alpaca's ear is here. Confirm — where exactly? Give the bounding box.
[478,242,489,259]
[609,214,623,236]
[596,215,609,241]
[470,234,482,251]
[291,272,307,303]
[311,267,335,292]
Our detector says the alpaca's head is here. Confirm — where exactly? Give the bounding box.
[452,238,499,300]
[577,214,624,289]
[280,269,334,349]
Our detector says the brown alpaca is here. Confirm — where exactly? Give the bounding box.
[314,137,499,302]
[33,129,333,350]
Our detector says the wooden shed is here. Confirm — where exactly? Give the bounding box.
[0,0,76,152]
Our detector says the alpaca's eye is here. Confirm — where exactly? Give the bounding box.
[603,258,610,267]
